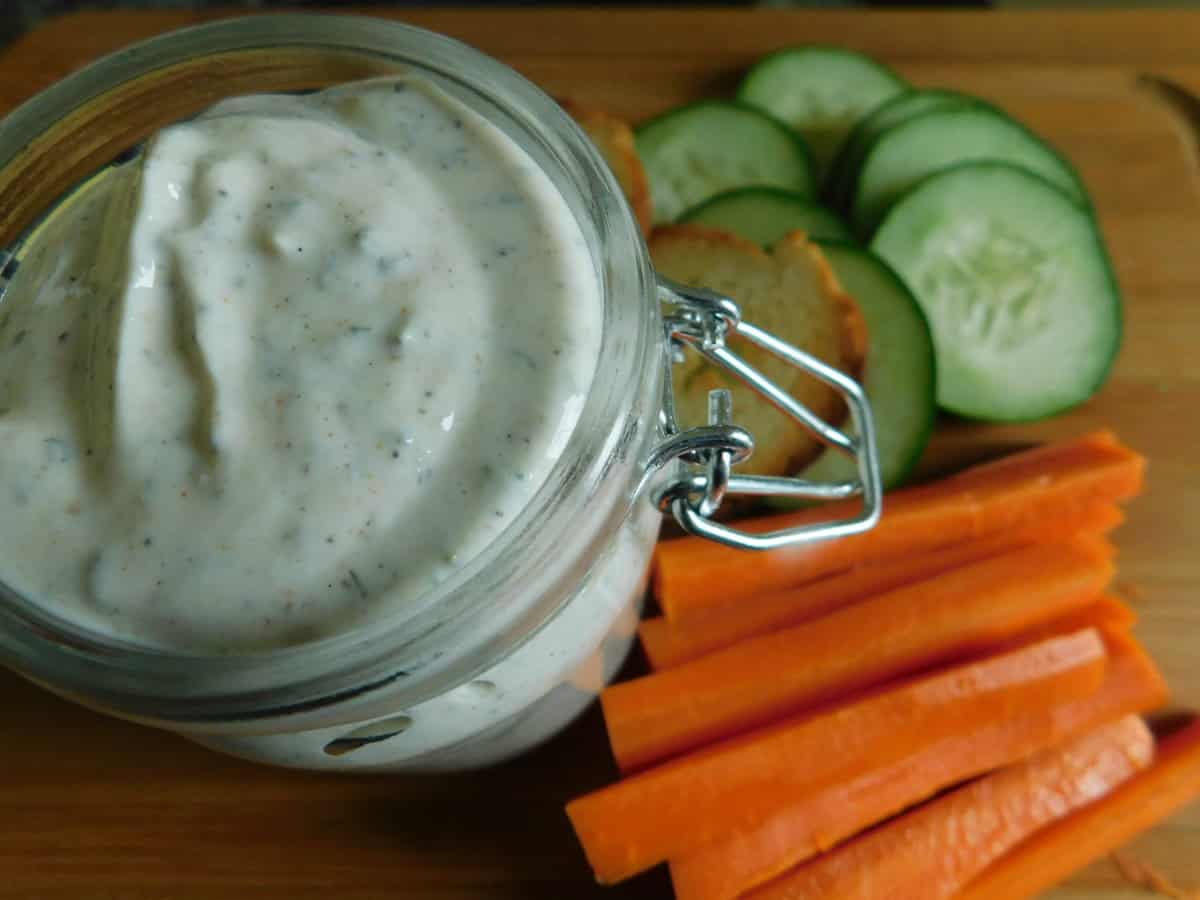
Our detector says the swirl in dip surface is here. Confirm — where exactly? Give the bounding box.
[0,76,602,653]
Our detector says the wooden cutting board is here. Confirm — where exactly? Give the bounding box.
[1,8,1198,898]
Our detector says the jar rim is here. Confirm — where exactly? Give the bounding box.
[0,13,659,726]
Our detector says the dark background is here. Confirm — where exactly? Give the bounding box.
[0,0,997,52]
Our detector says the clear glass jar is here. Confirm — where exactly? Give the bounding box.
[0,15,879,772]
[0,15,664,771]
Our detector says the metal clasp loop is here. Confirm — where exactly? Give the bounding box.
[646,276,882,551]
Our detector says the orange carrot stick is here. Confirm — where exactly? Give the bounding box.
[743,716,1155,900]
[1054,627,1168,734]
[958,717,1200,900]
[1012,594,1136,646]
[667,625,1165,900]
[1091,594,1138,630]
[566,630,1107,884]
[1097,595,1138,630]
[605,539,1113,772]
[654,431,1144,620]
[640,504,1123,669]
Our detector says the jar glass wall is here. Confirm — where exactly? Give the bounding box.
[0,15,663,770]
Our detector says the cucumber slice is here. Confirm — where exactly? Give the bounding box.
[871,162,1121,422]
[635,101,815,225]
[799,242,937,492]
[679,188,853,245]
[738,46,907,182]
[850,105,1089,236]
[826,89,980,211]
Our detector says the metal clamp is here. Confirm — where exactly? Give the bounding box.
[646,276,882,551]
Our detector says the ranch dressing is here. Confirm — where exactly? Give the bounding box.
[0,76,602,653]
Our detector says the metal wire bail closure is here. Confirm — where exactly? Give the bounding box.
[646,276,883,551]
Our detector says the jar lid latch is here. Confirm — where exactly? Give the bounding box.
[646,276,883,551]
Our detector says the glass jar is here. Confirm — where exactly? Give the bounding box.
[0,15,879,772]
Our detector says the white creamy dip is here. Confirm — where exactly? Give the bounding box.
[0,76,603,653]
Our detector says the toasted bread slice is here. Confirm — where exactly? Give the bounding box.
[561,100,654,235]
[651,225,867,477]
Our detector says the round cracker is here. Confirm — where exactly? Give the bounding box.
[651,224,866,478]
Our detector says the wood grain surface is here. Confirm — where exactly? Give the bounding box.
[1,8,1198,898]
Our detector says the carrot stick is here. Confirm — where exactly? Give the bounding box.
[743,716,1155,900]
[604,539,1113,772]
[1013,594,1136,645]
[566,630,1107,884]
[654,431,1144,620]
[667,625,1165,900]
[958,717,1200,900]
[1055,627,1168,733]
[1096,594,1138,630]
[640,503,1123,670]
[1092,594,1138,630]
